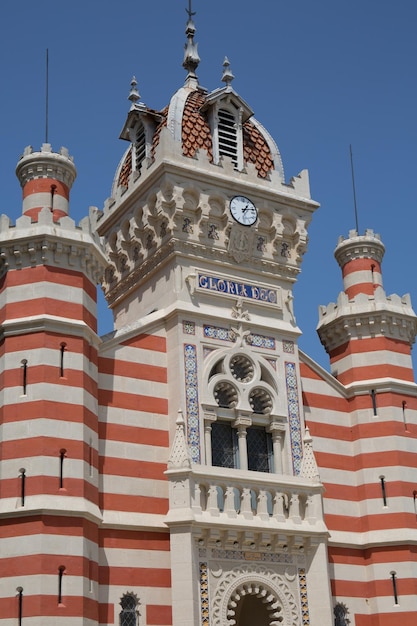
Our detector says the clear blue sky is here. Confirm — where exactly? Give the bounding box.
[1,0,417,369]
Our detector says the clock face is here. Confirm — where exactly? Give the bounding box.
[229,196,258,226]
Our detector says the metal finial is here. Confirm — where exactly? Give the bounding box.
[183,2,200,83]
[186,0,195,18]
[128,76,140,108]
[222,57,235,87]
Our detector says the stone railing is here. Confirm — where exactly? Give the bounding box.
[166,464,325,531]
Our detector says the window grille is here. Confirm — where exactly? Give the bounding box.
[218,108,238,165]
[334,603,350,626]
[212,422,238,468]
[247,427,272,473]
[120,594,139,626]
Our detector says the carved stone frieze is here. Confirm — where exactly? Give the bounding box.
[100,181,313,304]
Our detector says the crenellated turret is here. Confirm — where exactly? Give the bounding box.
[317,229,417,385]
[15,143,77,222]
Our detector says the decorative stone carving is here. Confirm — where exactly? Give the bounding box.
[211,564,301,626]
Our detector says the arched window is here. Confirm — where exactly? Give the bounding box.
[120,593,139,626]
[334,603,350,626]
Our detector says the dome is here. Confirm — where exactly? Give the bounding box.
[112,82,284,196]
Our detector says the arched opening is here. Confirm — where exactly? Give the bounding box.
[227,584,284,626]
[234,594,273,625]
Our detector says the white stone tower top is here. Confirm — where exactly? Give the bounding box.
[15,143,77,222]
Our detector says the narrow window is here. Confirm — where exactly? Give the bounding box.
[21,359,28,395]
[58,566,65,604]
[59,450,66,489]
[413,491,417,519]
[390,571,399,604]
[50,183,57,211]
[370,263,375,284]
[380,476,387,507]
[89,438,94,477]
[211,422,238,468]
[218,108,238,166]
[19,468,26,507]
[134,121,146,172]
[402,400,407,430]
[371,389,377,416]
[60,343,66,377]
[16,587,23,626]
[120,593,139,626]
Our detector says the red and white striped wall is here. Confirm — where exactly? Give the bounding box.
[98,330,172,625]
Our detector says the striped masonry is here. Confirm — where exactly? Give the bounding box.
[301,356,417,623]
[341,257,383,298]
[97,330,171,623]
[0,258,101,624]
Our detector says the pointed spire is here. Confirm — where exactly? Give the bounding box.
[183,1,200,86]
[222,56,235,88]
[299,428,320,481]
[167,411,192,469]
[128,76,140,109]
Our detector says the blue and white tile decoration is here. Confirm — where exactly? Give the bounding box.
[184,344,200,463]
[247,333,276,350]
[285,361,302,475]
[203,325,234,342]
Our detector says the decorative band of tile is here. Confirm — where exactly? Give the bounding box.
[200,562,210,625]
[204,324,235,342]
[247,333,276,350]
[298,568,310,625]
[285,361,302,475]
[184,343,201,463]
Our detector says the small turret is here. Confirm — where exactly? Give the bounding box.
[317,229,417,385]
[15,143,77,222]
[334,228,385,298]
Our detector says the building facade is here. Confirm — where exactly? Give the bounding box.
[0,11,416,626]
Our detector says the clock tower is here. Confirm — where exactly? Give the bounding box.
[95,12,333,626]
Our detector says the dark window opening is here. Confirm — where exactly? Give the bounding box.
[19,469,26,506]
[211,422,238,468]
[371,389,377,415]
[58,566,65,604]
[334,603,350,626]
[120,593,139,626]
[247,427,272,473]
[17,587,23,626]
[380,476,387,506]
[59,450,66,489]
[60,343,66,377]
[391,571,399,604]
[21,359,28,395]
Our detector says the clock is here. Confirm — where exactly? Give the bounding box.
[229,196,258,226]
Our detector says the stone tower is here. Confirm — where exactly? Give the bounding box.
[0,143,107,623]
